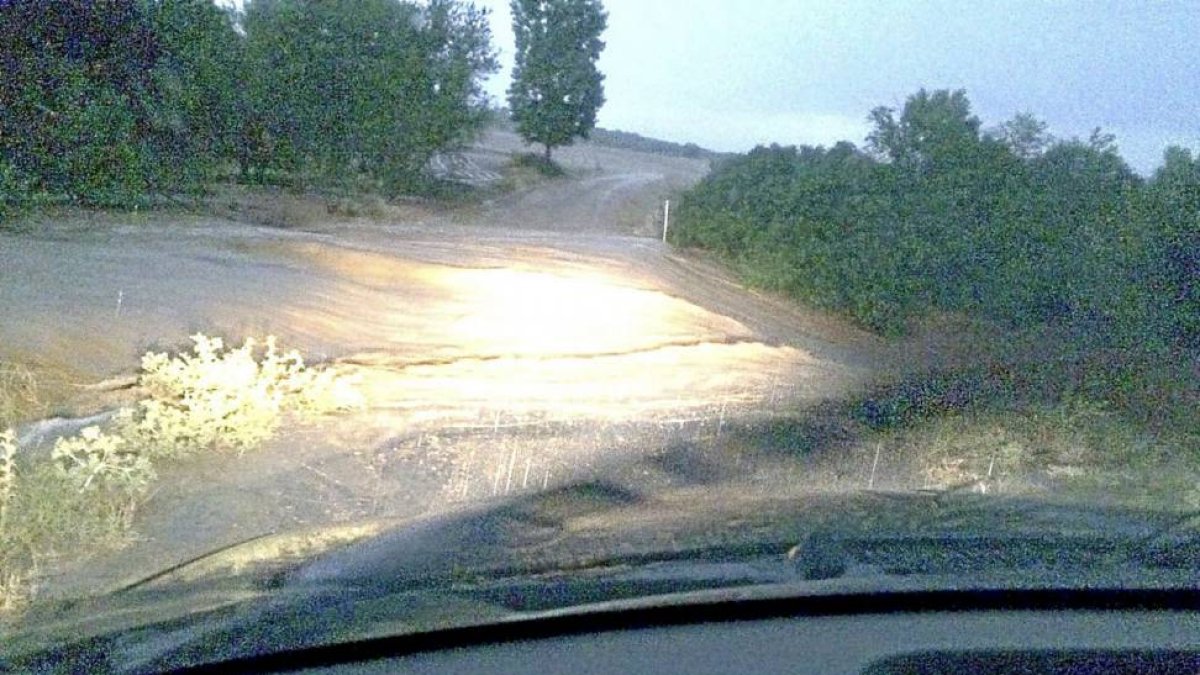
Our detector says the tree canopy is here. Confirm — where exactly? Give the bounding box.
[507,0,607,162]
[242,0,496,189]
[866,88,983,175]
[0,0,498,207]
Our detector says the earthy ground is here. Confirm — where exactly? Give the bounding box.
[1,131,993,600]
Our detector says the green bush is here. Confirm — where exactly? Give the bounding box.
[0,0,499,206]
[672,89,1189,348]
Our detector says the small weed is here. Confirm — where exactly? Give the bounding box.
[325,194,389,220]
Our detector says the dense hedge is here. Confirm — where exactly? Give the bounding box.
[0,0,497,208]
[673,89,1197,349]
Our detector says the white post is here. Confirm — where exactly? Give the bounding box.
[662,199,671,243]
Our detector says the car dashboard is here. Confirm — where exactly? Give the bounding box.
[174,589,1200,674]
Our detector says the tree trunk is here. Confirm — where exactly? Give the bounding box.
[543,143,552,163]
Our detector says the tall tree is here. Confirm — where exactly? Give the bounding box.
[507,0,607,162]
[866,88,982,174]
[0,0,249,202]
[994,112,1053,160]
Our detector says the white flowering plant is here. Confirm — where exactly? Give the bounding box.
[51,426,156,497]
[127,334,362,456]
[0,429,15,530]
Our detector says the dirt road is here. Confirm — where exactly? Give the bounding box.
[1,131,889,597]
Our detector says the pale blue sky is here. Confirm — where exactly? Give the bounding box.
[476,0,1198,174]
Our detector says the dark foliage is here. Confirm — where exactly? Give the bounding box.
[673,89,1197,350]
[0,0,497,207]
[507,0,606,161]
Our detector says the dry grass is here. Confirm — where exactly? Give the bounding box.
[0,430,15,534]
[858,393,1198,507]
[0,464,136,616]
[0,362,40,429]
[203,184,434,229]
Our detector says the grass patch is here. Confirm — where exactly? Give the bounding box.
[510,152,566,178]
[854,347,1198,437]
[883,403,1173,491]
[716,341,1197,508]
[0,335,361,614]
[868,400,1199,510]
[0,363,41,430]
[866,346,1199,500]
[476,152,570,202]
[0,463,136,615]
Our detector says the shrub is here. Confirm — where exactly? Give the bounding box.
[126,334,362,456]
[511,152,566,177]
[671,90,1186,350]
[51,426,155,498]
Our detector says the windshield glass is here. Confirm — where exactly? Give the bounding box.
[0,0,1196,661]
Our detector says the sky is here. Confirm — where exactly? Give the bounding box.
[474,0,1198,174]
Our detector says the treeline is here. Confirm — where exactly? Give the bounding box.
[674,89,1197,349]
[587,128,718,160]
[0,0,497,208]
